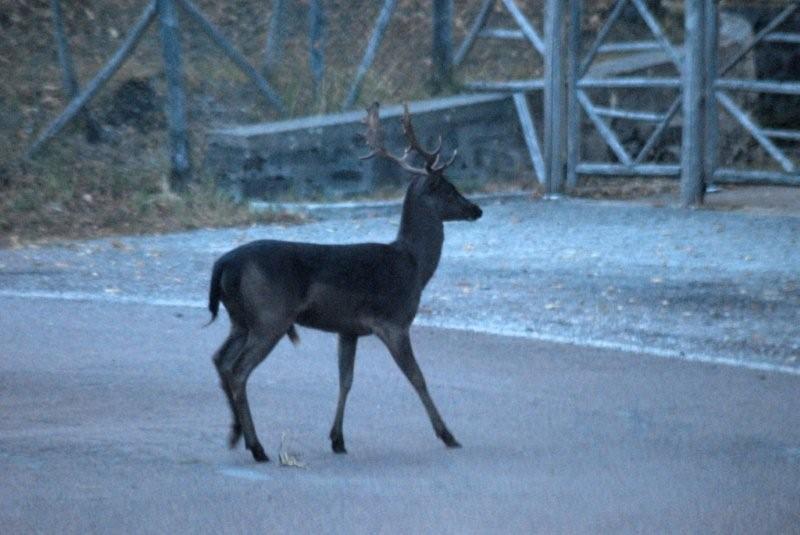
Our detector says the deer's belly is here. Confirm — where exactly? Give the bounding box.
[294,310,372,336]
[294,288,373,335]
[294,283,416,335]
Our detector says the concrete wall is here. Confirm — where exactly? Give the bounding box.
[204,93,537,201]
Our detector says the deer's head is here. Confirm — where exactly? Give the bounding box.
[361,103,482,223]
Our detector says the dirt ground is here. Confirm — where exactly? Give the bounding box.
[632,185,800,217]
[691,185,800,216]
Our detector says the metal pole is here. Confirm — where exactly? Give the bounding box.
[342,0,397,110]
[453,0,494,68]
[680,0,705,206]
[703,0,719,192]
[513,93,546,184]
[500,0,545,54]
[432,0,453,92]
[50,0,101,143]
[157,0,192,191]
[543,0,566,195]
[566,0,581,190]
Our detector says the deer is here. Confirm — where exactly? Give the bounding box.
[207,102,482,462]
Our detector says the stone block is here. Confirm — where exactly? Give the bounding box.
[204,93,536,201]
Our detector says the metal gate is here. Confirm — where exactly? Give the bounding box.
[457,0,800,205]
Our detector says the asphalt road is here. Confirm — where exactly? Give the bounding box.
[2,296,799,533]
[2,197,800,532]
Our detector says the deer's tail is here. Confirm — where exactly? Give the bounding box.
[206,259,225,326]
[287,325,300,346]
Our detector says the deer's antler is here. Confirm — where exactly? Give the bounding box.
[399,104,458,173]
[361,102,458,176]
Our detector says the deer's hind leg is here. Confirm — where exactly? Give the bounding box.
[229,325,289,463]
[213,325,248,448]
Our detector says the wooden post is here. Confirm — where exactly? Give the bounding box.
[157,0,192,191]
[680,0,706,206]
[50,0,101,143]
[543,0,567,195]
[432,0,453,92]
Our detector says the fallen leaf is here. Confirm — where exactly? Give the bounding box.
[278,433,306,469]
[279,452,306,468]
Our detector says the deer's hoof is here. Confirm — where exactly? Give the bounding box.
[439,430,462,449]
[331,437,347,454]
[228,424,242,449]
[250,443,270,463]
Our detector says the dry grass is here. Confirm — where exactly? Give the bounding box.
[0,0,699,243]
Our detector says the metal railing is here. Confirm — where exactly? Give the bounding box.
[457,0,800,205]
[30,0,800,203]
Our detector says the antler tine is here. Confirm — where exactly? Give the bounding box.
[432,148,458,173]
[360,102,428,176]
[401,103,458,174]
[401,104,439,165]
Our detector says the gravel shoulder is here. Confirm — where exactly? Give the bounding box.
[1,196,798,372]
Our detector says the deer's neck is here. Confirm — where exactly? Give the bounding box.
[396,182,444,288]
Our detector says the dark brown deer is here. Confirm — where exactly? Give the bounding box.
[207,103,482,462]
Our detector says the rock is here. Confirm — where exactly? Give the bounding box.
[205,94,536,202]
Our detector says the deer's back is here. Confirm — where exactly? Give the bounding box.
[218,239,421,333]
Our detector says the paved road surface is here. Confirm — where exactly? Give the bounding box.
[2,296,799,533]
[2,197,799,532]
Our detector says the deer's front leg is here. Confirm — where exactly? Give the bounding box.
[330,333,358,454]
[375,326,461,449]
